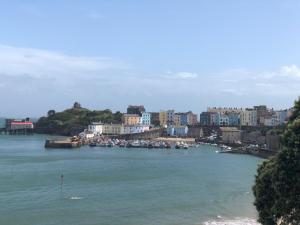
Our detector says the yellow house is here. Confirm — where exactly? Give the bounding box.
[159,111,167,127]
[122,114,141,125]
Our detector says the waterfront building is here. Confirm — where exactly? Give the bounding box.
[174,114,181,126]
[6,119,34,130]
[240,109,257,126]
[228,112,240,126]
[123,125,150,134]
[167,125,188,136]
[127,105,145,116]
[167,110,175,126]
[103,124,124,135]
[219,113,229,126]
[220,127,241,144]
[79,130,95,139]
[210,112,220,126]
[122,114,141,125]
[200,112,211,125]
[189,113,198,125]
[140,112,151,125]
[180,113,188,125]
[159,111,167,127]
[207,107,243,114]
[253,105,268,125]
[179,111,198,125]
[88,122,103,135]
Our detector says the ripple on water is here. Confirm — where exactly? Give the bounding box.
[203,218,260,225]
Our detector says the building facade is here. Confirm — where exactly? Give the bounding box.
[200,112,211,125]
[210,112,220,126]
[140,112,151,125]
[103,124,124,135]
[274,110,288,125]
[6,119,34,130]
[167,125,188,136]
[219,113,229,126]
[228,112,240,126]
[88,122,103,135]
[122,114,141,125]
[166,110,175,126]
[159,111,167,127]
[220,127,241,144]
[174,114,181,126]
[240,109,257,126]
[123,125,150,134]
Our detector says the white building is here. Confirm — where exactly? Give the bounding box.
[240,109,257,126]
[264,115,277,127]
[219,113,229,126]
[123,125,150,134]
[79,130,95,139]
[88,122,103,135]
[167,125,188,136]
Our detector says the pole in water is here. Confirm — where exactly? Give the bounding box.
[60,174,64,190]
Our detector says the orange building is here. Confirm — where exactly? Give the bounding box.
[122,114,141,125]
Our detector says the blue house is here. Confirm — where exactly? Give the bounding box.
[228,113,240,126]
[141,112,151,125]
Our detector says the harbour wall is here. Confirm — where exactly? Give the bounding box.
[116,128,165,140]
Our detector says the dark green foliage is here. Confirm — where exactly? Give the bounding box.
[253,97,300,225]
[35,104,123,136]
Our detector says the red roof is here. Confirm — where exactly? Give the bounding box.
[11,122,33,125]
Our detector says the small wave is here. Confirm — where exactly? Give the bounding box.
[203,218,260,225]
[69,196,82,200]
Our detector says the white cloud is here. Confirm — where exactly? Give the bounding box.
[164,71,198,79]
[279,64,300,78]
[0,43,298,116]
[0,44,129,81]
[176,72,198,79]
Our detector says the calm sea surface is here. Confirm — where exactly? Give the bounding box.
[0,135,263,225]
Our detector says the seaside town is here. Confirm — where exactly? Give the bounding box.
[0,103,293,157]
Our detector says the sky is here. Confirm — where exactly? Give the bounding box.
[1,0,300,117]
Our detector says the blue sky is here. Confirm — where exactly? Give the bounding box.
[0,0,300,117]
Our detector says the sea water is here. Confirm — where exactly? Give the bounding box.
[0,135,262,225]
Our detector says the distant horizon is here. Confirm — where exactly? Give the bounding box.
[0,100,296,119]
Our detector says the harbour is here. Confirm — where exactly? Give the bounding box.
[0,135,262,225]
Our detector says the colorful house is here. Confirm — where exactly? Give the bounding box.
[141,112,151,125]
[122,114,141,125]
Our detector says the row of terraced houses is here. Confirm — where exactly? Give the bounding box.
[86,105,198,137]
[199,105,293,127]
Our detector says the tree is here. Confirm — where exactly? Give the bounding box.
[253,97,300,225]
